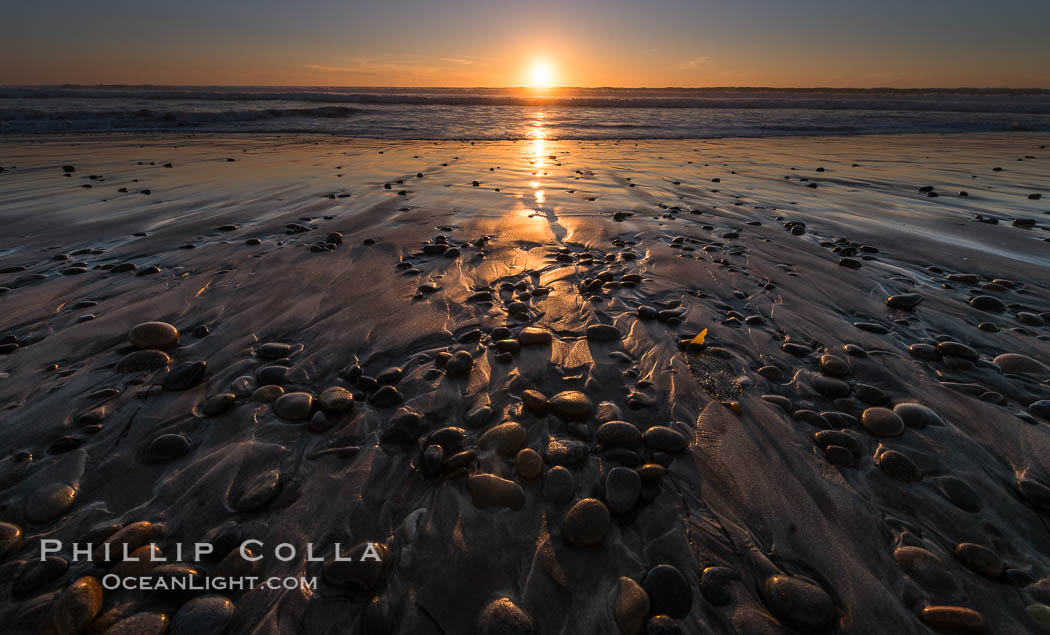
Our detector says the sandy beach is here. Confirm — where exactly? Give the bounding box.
[1,131,1050,634]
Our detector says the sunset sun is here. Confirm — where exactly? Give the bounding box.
[527,61,554,88]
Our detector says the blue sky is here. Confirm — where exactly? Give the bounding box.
[2,0,1048,87]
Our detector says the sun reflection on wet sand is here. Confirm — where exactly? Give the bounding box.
[530,113,547,206]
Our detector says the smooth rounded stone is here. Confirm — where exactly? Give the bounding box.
[763,574,835,630]
[478,598,536,635]
[643,426,688,452]
[448,449,478,472]
[39,576,103,635]
[699,566,740,606]
[0,521,23,559]
[597,421,643,448]
[549,391,593,420]
[518,327,552,346]
[478,422,527,456]
[1020,312,1046,327]
[543,466,575,503]
[105,612,171,635]
[250,385,283,403]
[1026,604,1050,631]
[587,324,621,342]
[947,272,979,284]
[955,543,1003,579]
[824,445,856,466]
[918,606,988,633]
[645,615,683,634]
[563,498,611,548]
[147,434,191,462]
[369,385,403,407]
[522,389,548,414]
[151,563,208,596]
[781,342,811,357]
[420,445,444,478]
[273,392,314,421]
[854,383,888,405]
[814,430,862,456]
[1018,478,1050,512]
[233,469,281,511]
[163,361,207,390]
[444,350,474,376]
[515,448,543,480]
[909,343,941,360]
[1031,401,1050,420]
[94,521,153,564]
[876,449,922,481]
[643,565,692,619]
[819,354,850,377]
[893,402,944,428]
[421,428,466,455]
[306,411,332,433]
[938,341,979,360]
[25,483,76,523]
[115,349,172,373]
[201,393,236,416]
[995,353,1049,376]
[128,321,180,350]
[604,467,641,515]
[256,365,290,386]
[636,464,666,483]
[376,366,403,385]
[257,342,291,360]
[854,321,889,334]
[318,386,354,413]
[842,343,868,357]
[887,293,923,309]
[793,409,830,429]
[812,375,851,399]
[13,555,69,595]
[757,365,783,381]
[171,594,236,635]
[860,407,904,437]
[762,394,793,412]
[894,546,961,596]
[465,405,494,428]
[933,476,982,512]
[969,295,1005,312]
[614,576,650,635]
[380,409,421,445]
[467,474,526,510]
[215,545,260,580]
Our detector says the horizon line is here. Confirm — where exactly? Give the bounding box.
[5,84,1050,92]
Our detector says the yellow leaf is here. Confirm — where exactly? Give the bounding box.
[690,328,708,346]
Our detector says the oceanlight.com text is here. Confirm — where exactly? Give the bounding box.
[101,574,318,592]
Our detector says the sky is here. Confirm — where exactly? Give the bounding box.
[2,0,1049,88]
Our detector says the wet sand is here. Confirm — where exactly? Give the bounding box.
[1,132,1049,634]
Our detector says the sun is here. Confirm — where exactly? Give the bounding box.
[528,61,554,88]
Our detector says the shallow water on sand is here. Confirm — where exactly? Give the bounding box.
[0,132,1049,633]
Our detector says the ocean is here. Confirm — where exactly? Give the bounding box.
[3,86,1050,139]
